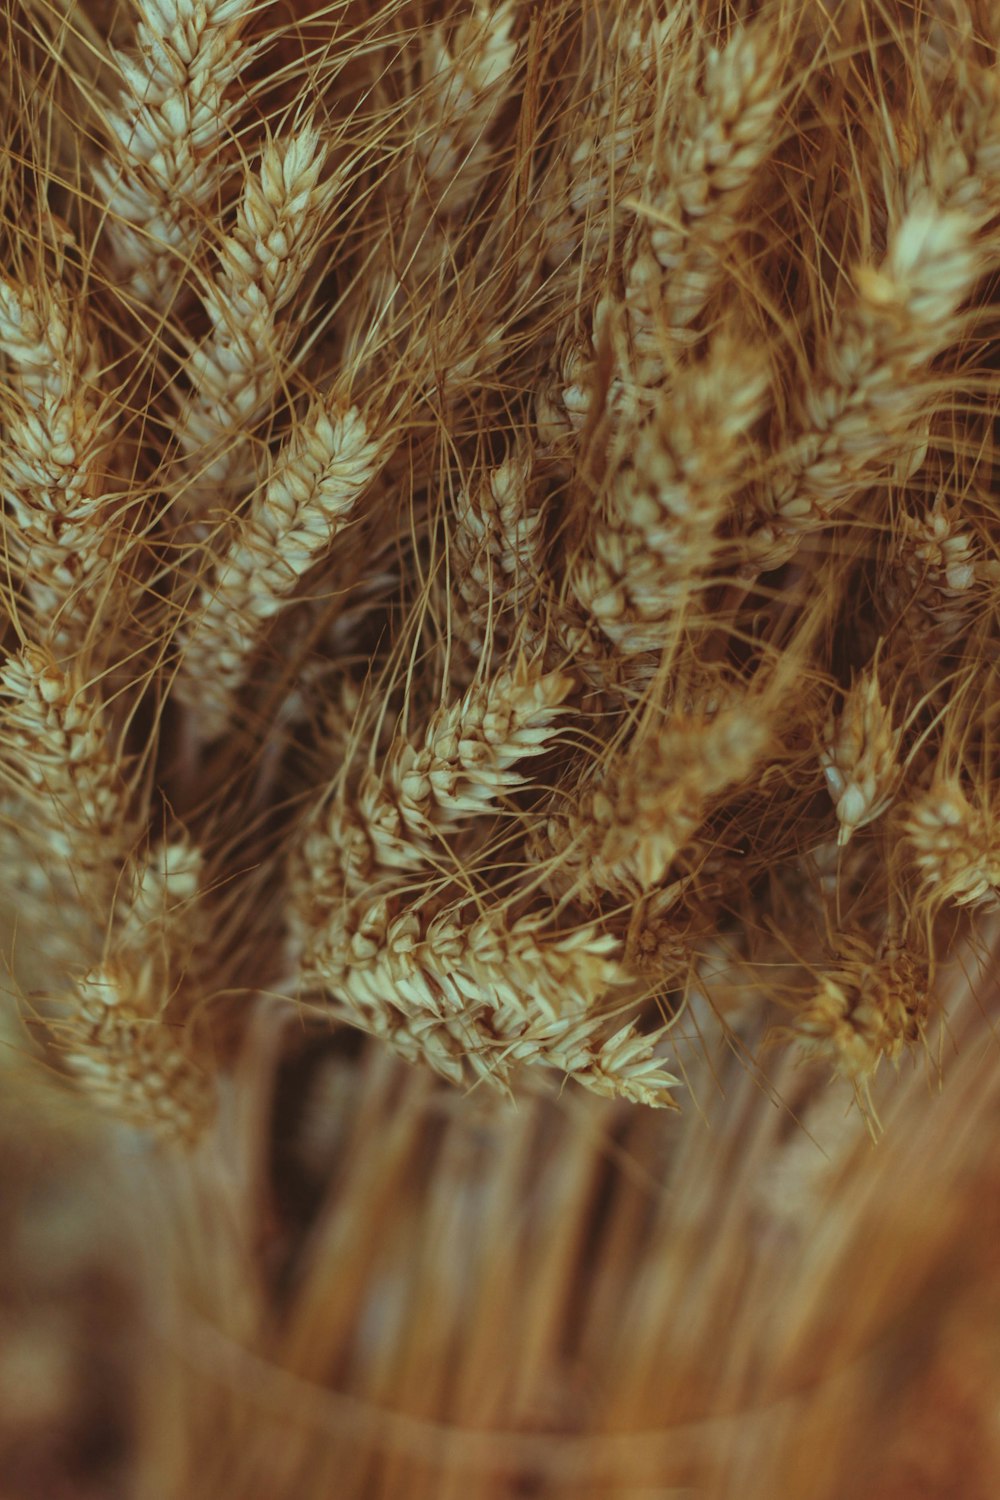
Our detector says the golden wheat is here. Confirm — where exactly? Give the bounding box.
[4,0,1000,1491]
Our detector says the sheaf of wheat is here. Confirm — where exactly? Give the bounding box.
[2,0,1000,1494]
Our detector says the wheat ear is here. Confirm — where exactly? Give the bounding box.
[767,193,989,537]
[904,775,1000,910]
[0,647,211,1131]
[821,666,902,847]
[299,891,677,1104]
[624,22,784,378]
[0,646,130,887]
[0,277,117,655]
[546,703,771,902]
[93,0,256,304]
[412,0,518,217]
[348,657,572,878]
[176,400,386,739]
[794,937,930,1079]
[536,12,685,276]
[572,338,768,653]
[889,493,988,641]
[173,128,334,511]
[296,657,572,906]
[62,964,213,1141]
[452,447,546,650]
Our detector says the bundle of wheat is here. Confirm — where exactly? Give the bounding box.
[2,0,1000,1493]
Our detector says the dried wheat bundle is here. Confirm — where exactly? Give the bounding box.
[3,0,1000,1488]
[0,0,998,1124]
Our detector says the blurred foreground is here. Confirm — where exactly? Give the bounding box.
[3,936,999,1500]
